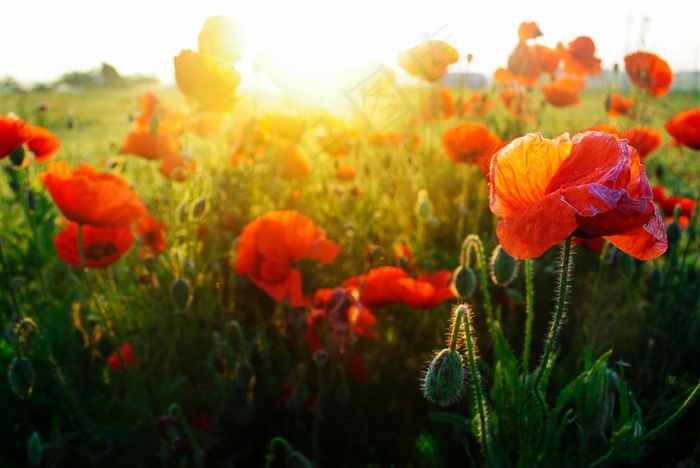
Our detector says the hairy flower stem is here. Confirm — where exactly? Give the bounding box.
[522,259,534,376]
[459,305,490,464]
[449,307,465,352]
[265,437,294,468]
[460,235,495,326]
[534,236,573,391]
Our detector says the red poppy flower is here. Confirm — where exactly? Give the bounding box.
[499,87,530,117]
[518,22,543,42]
[159,150,196,182]
[624,51,673,97]
[174,49,241,112]
[343,266,455,309]
[489,131,667,260]
[40,161,147,227]
[659,196,697,218]
[398,40,459,82]
[136,215,168,255]
[276,143,311,179]
[507,42,542,82]
[121,129,180,160]
[0,116,60,163]
[557,37,601,75]
[55,221,134,268]
[665,109,700,150]
[533,44,561,75]
[620,127,662,160]
[541,75,585,107]
[106,342,137,371]
[234,211,341,307]
[442,122,506,176]
[606,94,634,117]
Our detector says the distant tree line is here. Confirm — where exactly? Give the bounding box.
[0,63,159,93]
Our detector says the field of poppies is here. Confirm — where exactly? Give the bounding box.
[1,17,699,467]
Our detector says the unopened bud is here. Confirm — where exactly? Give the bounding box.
[422,348,465,407]
[619,252,636,277]
[490,245,519,286]
[415,190,432,219]
[8,356,34,399]
[27,431,42,467]
[191,197,209,218]
[450,266,476,298]
[10,146,25,166]
[170,278,192,310]
[647,265,663,291]
[666,221,681,245]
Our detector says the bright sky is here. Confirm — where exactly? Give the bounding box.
[2,0,699,98]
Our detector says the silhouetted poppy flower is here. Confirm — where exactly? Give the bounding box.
[40,161,147,227]
[557,37,601,75]
[0,116,60,163]
[518,22,543,41]
[624,51,673,97]
[442,122,506,176]
[621,127,662,160]
[489,131,667,260]
[343,266,455,309]
[174,49,241,112]
[606,94,634,117]
[541,74,584,107]
[276,143,311,179]
[234,210,340,307]
[398,40,459,82]
[121,129,180,160]
[136,215,168,255]
[665,109,700,150]
[106,342,137,371]
[55,221,134,268]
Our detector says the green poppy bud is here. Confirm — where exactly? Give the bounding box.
[170,278,192,310]
[10,146,25,166]
[27,431,42,467]
[666,221,682,245]
[647,265,663,291]
[191,197,209,218]
[8,356,34,399]
[421,348,465,407]
[450,266,476,298]
[490,244,519,286]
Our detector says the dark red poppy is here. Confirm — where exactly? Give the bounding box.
[665,109,700,150]
[659,196,697,218]
[235,211,340,307]
[54,221,134,269]
[624,51,673,97]
[40,161,147,227]
[106,342,137,371]
[489,131,667,260]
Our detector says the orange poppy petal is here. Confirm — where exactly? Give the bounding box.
[604,210,667,260]
[665,109,700,150]
[25,125,61,162]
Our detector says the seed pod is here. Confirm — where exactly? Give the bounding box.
[421,348,465,407]
[490,244,519,286]
[450,266,476,298]
[8,356,34,399]
[190,197,209,218]
[170,278,192,310]
[666,221,681,245]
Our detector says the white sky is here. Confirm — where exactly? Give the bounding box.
[2,0,699,91]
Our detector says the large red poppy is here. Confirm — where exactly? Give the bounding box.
[40,161,147,227]
[665,109,700,150]
[0,116,60,162]
[343,266,455,309]
[234,211,340,307]
[489,131,667,260]
[54,221,134,269]
[624,51,673,97]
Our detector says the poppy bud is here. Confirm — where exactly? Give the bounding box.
[647,265,664,291]
[467,53,474,64]
[666,221,682,245]
[9,146,25,166]
[490,244,519,286]
[415,190,432,219]
[450,266,476,298]
[619,252,636,277]
[170,278,192,310]
[421,348,465,407]
[27,431,42,467]
[190,196,209,218]
[426,215,440,228]
[8,356,34,399]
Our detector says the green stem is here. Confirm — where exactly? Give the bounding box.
[460,235,495,326]
[0,238,21,318]
[642,381,700,442]
[449,307,465,352]
[534,236,573,391]
[592,241,610,300]
[265,437,294,468]
[522,259,534,376]
[460,304,490,464]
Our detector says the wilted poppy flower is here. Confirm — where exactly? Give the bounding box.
[276,143,311,179]
[106,342,137,371]
[54,221,134,269]
[398,40,459,82]
[606,94,634,117]
[442,122,506,176]
[489,131,667,260]
[518,22,543,41]
[234,210,341,307]
[665,109,700,150]
[621,127,662,160]
[624,51,673,97]
[136,215,168,255]
[343,266,455,309]
[0,116,60,163]
[121,129,181,161]
[557,37,601,75]
[197,15,246,64]
[174,49,241,112]
[40,161,147,227]
[541,74,585,107]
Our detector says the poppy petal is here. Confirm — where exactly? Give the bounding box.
[604,210,668,260]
